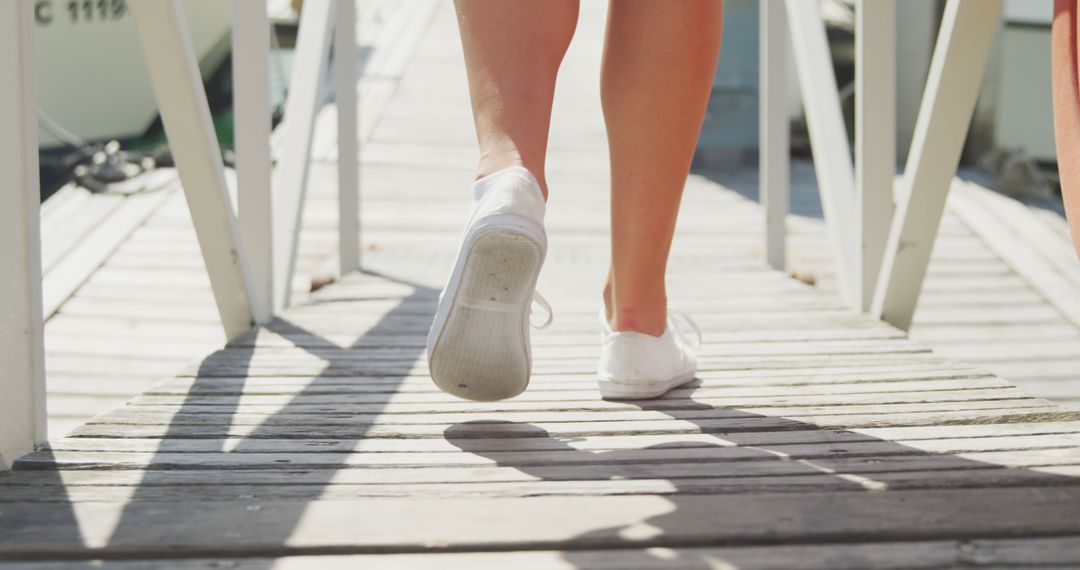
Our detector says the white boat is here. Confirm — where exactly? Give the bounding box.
[33,0,233,149]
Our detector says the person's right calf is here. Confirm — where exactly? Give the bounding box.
[454,0,579,199]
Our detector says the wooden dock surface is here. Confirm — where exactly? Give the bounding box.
[725,164,1080,410]
[37,0,1080,439]
[10,1,1080,566]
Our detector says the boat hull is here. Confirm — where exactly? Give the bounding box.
[34,0,231,149]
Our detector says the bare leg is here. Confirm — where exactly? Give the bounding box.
[454,0,580,197]
[1052,0,1080,259]
[601,0,724,334]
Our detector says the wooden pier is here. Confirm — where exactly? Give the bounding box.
[4,0,1080,567]
[7,256,1080,565]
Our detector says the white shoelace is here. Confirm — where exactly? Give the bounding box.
[530,291,554,329]
[667,305,702,350]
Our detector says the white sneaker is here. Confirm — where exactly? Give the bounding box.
[427,166,551,401]
[597,306,702,400]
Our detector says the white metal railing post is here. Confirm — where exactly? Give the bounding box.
[760,0,790,272]
[854,0,896,312]
[271,0,337,311]
[130,0,257,340]
[0,1,48,467]
[784,0,858,305]
[232,0,275,325]
[336,0,361,275]
[871,0,1002,330]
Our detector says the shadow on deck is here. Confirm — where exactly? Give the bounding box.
[5,267,1080,567]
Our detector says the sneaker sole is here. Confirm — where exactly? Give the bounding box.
[597,370,697,400]
[428,225,544,401]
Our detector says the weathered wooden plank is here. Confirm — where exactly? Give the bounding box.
[40,185,92,225]
[933,339,1080,362]
[80,401,1058,433]
[229,329,913,351]
[5,468,1080,507]
[54,290,869,319]
[184,347,941,366]
[128,362,995,389]
[21,431,1080,472]
[126,386,1025,413]
[42,336,229,361]
[3,488,1080,556]
[128,378,1017,400]
[1008,379,1080,406]
[50,306,898,333]
[913,323,1080,343]
[9,448,1080,491]
[41,191,124,273]
[46,420,1080,452]
[141,377,1009,403]
[67,407,1077,440]
[950,180,1080,328]
[7,537,1080,570]
[41,186,176,319]
[55,334,923,361]
[176,353,958,379]
[37,425,1080,457]
[44,357,188,380]
[96,363,992,394]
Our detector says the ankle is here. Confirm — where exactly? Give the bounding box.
[609,304,667,337]
[476,153,548,199]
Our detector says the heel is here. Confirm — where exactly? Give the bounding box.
[428,229,543,401]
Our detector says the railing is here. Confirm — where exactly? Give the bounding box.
[0,0,1003,468]
[0,0,359,468]
[761,0,1002,327]
[1,1,48,470]
[133,0,360,334]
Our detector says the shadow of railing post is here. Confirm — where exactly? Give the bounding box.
[444,384,1080,568]
[95,272,436,559]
